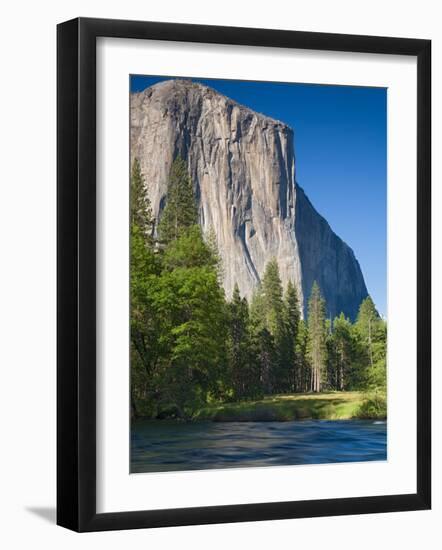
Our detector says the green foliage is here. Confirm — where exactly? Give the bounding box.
[356,295,380,334]
[130,158,387,419]
[356,296,381,367]
[163,225,216,271]
[307,281,327,392]
[194,392,367,422]
[357,389,387,419]
[261,258,285,335]
[251,259,294,392]
[130,158,154,239]
[295,319,310,392]
[227,285,262,400]
[130,158,228,419]
[249,288,276,394]
[158,156,198,244]
[285,281,300,340]
[326,313,354,391]
[154,263,228,418]
[130,159,161,418]
[353,296,387,391]
[205,226,224,283]
[284,281,301,391]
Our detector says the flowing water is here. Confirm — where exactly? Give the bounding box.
[131,419,387,473]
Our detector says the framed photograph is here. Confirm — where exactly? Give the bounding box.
[57,17,431,532]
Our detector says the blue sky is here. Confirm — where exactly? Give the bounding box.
[131,76,387,317]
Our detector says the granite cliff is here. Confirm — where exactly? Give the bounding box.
[130,79,368,319]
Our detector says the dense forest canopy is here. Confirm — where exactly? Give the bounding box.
[130,157,387,420]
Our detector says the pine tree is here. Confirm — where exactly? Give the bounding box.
[332,313,354,391]
[131,158,154,240]
[355,296,386,390]
[295,319,310,392]
[150,161,229,417]
[252,327,276,395]
[158,156,198,244]
[261,259,285,335]
[162,225,216,271]
[130,158,159,417]
[285,281,300,336]
[205,226,224,283]
[249,289,275,394]
[227,284,261,400]
[307,281,327,392]
[325,317,335,390]
[249,287,265,331]
[355,296,380,369]
[260,259,291,392]
[285,281,301,391]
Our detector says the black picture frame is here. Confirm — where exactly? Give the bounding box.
[57,17,431,532]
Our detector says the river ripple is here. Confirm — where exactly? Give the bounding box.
[131,419,387,473]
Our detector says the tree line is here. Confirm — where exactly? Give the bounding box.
[131,157,387,420]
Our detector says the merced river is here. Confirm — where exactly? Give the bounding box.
[131,419,387,473]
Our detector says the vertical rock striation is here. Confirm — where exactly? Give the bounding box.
[130,79,368,319]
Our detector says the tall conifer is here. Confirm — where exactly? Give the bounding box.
[227,284,260,399]
[285,281,301,391]
[131,157,154,240]
[158,156,198,244]
[355,296,380,369]
[307,281,327,392]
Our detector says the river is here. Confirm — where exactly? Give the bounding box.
[131,419,387,473]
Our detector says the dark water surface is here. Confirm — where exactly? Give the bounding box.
[131,419,387,473]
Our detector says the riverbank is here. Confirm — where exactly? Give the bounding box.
[192,391,386,422]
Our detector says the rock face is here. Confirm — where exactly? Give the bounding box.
[130,79,368,319]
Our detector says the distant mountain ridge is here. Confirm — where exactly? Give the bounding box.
[130,79,368,319]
